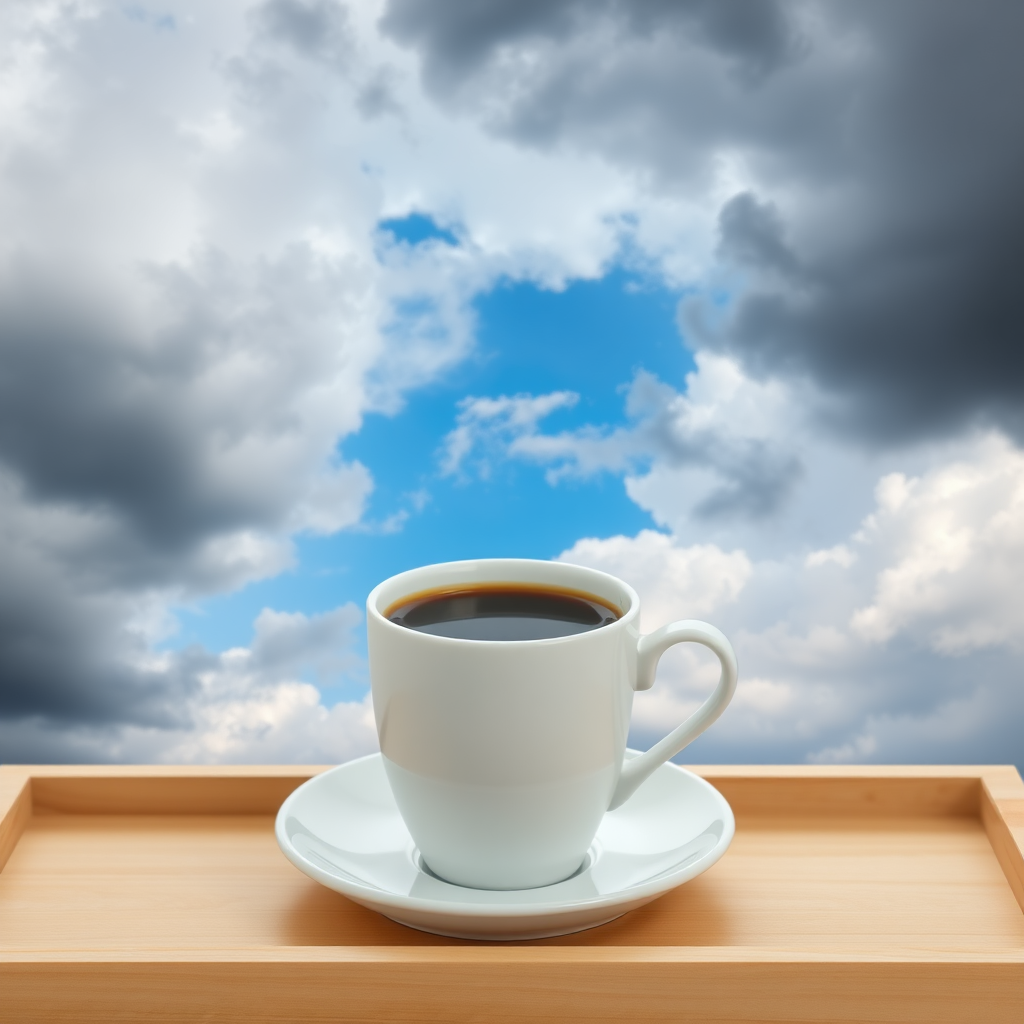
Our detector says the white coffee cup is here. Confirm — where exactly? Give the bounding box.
[366,558,737,890]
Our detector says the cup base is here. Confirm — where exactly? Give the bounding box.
[417,850,593,892]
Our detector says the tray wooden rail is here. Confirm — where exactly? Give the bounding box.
[1,763,1023,1023]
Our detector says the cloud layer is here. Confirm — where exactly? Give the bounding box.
[0,2,385,744]
[559,428,1024,765]
[1,0,1022,765]
[0,0,649,759]
[0,602,377,763]
[385,0,1024,442]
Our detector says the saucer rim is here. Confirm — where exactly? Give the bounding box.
[275,750,734,921]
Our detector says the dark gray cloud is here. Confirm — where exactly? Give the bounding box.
[716,192,800,279]
[383,0,1024,444]
[256,0,353,66]
[381,0,799,90]
[381,0,830,175]
[693,169,1024,442]
[0,285,246,551]
[0,533,188,725]
[624,371,804,520]
[0,244,373,729]
[0,600,367,762]
[0,249,366,554]
[0,6,382,745]
[690,445,802,521]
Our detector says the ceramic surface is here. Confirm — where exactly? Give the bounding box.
[275,751,735,940]
[367,558,737,889]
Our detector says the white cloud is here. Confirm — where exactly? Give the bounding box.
[440,390,579,477]
[197,608,376,761]
[0,678,380,766]
[154,603,378,764]
[156,677,376,765]
[558,432,1024,765]
[421,339,1024,767]
[806,544,856,568]
[559,529,752,627]
[851,436,1024,654]
[288,461,374,535]
[438,354,807,522]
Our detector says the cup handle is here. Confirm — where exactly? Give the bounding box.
[607,620,738,810]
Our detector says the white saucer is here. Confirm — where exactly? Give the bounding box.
[275,751,734,940]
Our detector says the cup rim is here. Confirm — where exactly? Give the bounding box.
[366,557,639,646]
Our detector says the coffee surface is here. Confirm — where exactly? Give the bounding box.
[386,584,620,641]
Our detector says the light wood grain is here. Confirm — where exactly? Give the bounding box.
[1,763,1022,1022]
[982,777,1024,916]
[3,810,1022,953]
[0,769,31,874]
[698,772,981,818]
[9,763,315,815]
[1,959,1023,1024]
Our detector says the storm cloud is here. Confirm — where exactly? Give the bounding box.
[0,2,399,748]
[383,0,1024,443]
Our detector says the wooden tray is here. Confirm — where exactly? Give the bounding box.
[2,763,1022,1023]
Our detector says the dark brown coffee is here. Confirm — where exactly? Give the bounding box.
[385,583,620,641]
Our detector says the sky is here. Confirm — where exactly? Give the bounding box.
[1,0,1022,767]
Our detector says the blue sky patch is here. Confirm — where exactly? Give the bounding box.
[169,266,693,663]
[378,213,460,247]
